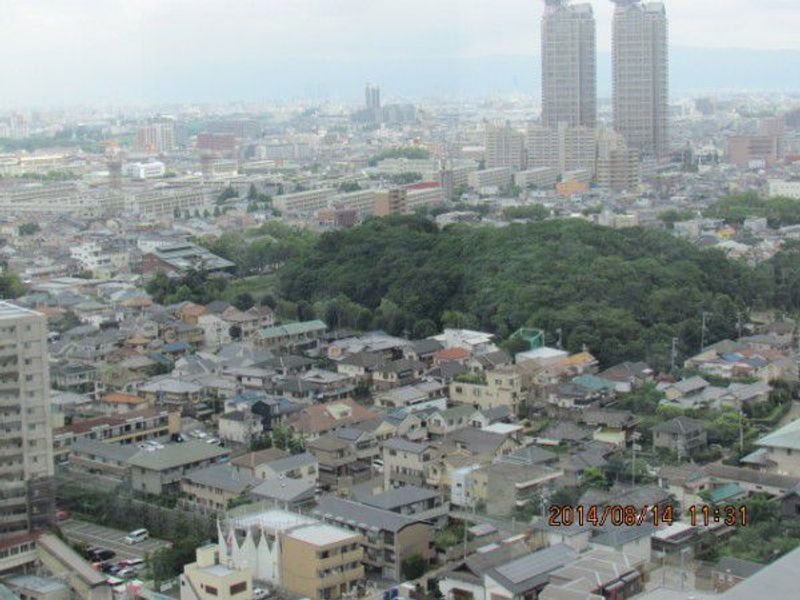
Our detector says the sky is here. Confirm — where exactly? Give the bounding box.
[1,0,799,106]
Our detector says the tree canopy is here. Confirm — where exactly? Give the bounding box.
[705,191,800,228]
[278,216,783,368]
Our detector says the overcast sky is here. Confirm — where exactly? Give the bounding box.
[1,0,799,106]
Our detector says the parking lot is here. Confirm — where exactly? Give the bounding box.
[60,519,172,561]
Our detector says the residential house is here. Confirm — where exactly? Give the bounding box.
[747,418,800,478]
[374,381,448,409]
[470,462,563,517]
[359,485,448,525]
[653,417,708,458]
[218,411,263,446]
[307,435,361,490]
[449,367,523,415]
[287,399,377,440]
[372,359,426,391]
[181,463,261,513]
[313,495,436,581]
[52,407,180,462]
[383,438,442,489]
[257,320,327,352]
[128,440,230,496]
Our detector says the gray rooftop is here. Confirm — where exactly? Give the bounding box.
[314,495,424,533]
[182,463,259,493]
[488,544,576,594]
[360,485,440,511]
[127,440,229,471]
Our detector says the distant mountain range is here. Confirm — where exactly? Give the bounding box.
[225,46,800,102]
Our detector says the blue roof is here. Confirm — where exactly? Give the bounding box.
[573,374,617,391]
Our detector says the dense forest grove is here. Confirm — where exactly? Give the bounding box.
[278,217,800,369]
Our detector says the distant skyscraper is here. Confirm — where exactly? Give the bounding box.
[134,121,175,154]
[612,0,669,159]
[365,83,381,111]
[541,0,596,129]
[0,303,54,540]
[485,122,527,171]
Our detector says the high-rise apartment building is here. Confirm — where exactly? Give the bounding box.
[485,122,527,171]
[612,0,669,159]
[527,122,597,176]
[134,121,176,154]
[0,303,54,540]
[365,84,381,110]
[595,130,640,191]
[541,1,596,129]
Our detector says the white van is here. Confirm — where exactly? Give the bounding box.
[124,529,149,544]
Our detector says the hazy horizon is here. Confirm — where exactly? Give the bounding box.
[2,0,800,107]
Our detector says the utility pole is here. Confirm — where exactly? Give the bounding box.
[555,328,563,349]
[631,432,641,486]
[670,337,679,372]
[736,312,743,340]
[700,311,711,351]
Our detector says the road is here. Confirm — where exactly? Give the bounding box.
[59,519,172,561]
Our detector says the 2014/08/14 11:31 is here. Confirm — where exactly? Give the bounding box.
[687,504,749,527]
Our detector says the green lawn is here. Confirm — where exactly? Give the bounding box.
[222,273,278,302]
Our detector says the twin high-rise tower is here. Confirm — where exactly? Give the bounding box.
[541,0,669,159]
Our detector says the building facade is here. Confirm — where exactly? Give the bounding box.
[0,303,55,540]
[541,1,597,129]
[612,0,669,159]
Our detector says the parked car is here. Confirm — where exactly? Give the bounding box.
[117,558,145,568]
[206,438,221,445]
[88,548,116,562]
[124,529,149,544]
[253,588,271,600]
[55,510,70,521]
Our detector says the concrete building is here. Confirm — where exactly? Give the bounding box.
[273,188,336,215]
[485,122,527,171]
[0,303,54,540]
[282,523,364,600]
[314,495,435,581]
[595,129,640,191]
[468,168,513,192]
[728,135,780,169]
[374,188,408,217]
[541,1,597,129]
[134,121,175,153]
[612,0,669,159]
[527,122,597,176]
[122,161,166,179]
[128,441,230,496]
[181,544,252,600]
[365,83,381,110]
[513,167,559,189]
[218,507,361,598]
[768,179,800,199]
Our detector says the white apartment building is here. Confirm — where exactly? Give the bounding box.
[123,161,166,180]
[272,188,336,215]
[0,303,55,540]
[70,241,128,277]
[514,167,560,189]
[768,179,800,200]
[468,168,513,192]
[331,189,377,218]
[129,186,213,219]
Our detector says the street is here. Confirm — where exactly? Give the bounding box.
[59,519,172,561]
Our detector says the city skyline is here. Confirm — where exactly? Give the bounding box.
[1,1,800,106]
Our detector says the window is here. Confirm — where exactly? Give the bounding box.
[230,582,247,595]
[203,585,218,596]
